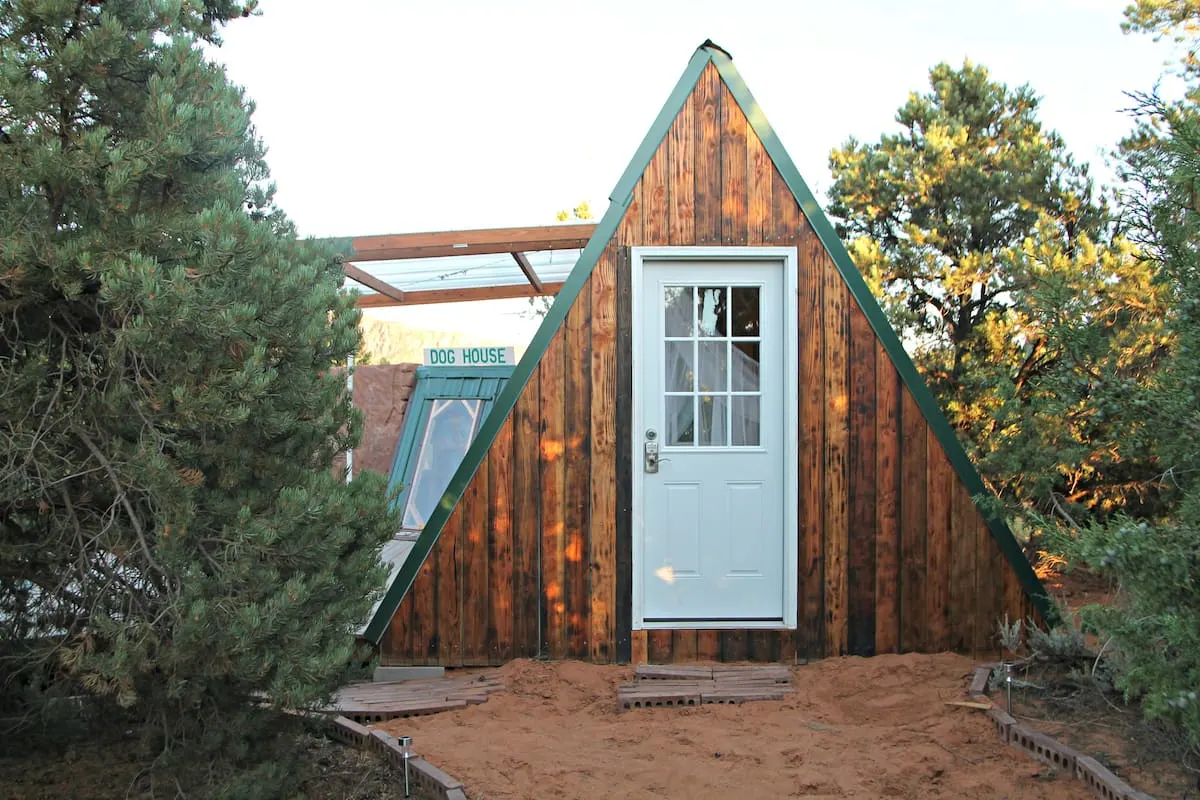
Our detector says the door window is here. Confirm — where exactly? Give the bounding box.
[662,285,762,447]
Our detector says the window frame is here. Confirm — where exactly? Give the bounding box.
[386,365,515,538]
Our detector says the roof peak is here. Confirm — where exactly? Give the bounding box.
[698,39,732,60]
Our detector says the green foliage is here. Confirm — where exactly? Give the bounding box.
[1062,516,1200,745]
[0,1,397,794]
[828,61,1170,520]
[1033,0,1200,755]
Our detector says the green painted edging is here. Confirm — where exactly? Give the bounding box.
[384,366,516,524]
[709,51,1057,628]
[361,45,717,643]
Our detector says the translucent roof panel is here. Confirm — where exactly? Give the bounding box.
[347,248,582,296]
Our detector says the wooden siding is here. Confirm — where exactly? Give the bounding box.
[379,65,1028,666]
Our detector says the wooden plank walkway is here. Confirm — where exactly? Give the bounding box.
[617,664,793,712]
[329,670,504,724]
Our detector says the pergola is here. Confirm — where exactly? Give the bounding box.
[329,223,596,307]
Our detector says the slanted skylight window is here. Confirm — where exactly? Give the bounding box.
[400,398,484,532]
[387,365,514,539]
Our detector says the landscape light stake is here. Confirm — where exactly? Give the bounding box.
[399,735,413,797]
[1004,663,1013,715]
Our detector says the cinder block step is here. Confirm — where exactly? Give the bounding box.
[712,665,791,684]
[617,687,702,711]
[701,687,788,704]
[635,664,715,680]
[619,664,793,711]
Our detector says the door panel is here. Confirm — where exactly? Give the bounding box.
[638,260,787,624]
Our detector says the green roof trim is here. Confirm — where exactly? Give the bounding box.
[361,40,1055,643]
[707,49,1056,627]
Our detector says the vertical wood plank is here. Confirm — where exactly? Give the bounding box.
[642,133,670,246]
[630,630,648,665]
[539,334,567,660]
[590,248,618,663]
[974,512,1001,657]
[823,262,850,657]
[436,505,463,666]
[746,125,772,245]
[488,416,515,664]
[649,631,673,664]
[412,556,438,665]
[564,280,592,660]
[900,391,928,652]
[847,303,876,657]
[694,64,722,245]
[949,484,976,655]
[667,91,696,246]
[721,630,748,663]
[696,631,721,662]
[926,431,953,653]
[614,245,635,662]
[719,85,748,245]
[770,164,800,244]
[748,632,778,664]
[874,345,902,655]
[617,177,643,246]
[512,368,541,658]
[672,631,698,663]
[798,222,826,658]
[382,594,413,666]
[1003,545,1026,636]
[462,466,489,665]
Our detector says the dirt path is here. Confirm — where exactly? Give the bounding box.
[377,652,1092,799]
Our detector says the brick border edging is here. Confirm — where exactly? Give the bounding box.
[324,714,470,800]
[968,664,1156,800]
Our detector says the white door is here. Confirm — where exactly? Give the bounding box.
[634,252,795,628]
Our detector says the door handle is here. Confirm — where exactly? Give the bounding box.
[644,440,671,473]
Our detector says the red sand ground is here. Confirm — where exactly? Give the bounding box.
[377,653,1093,799]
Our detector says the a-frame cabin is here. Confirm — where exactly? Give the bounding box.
[360,41,1052,666]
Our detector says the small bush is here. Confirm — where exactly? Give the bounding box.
[1060,514,1200,753]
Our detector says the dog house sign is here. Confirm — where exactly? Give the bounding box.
[423,346,516,367]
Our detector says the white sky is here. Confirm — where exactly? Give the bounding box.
[212,0,1176,346]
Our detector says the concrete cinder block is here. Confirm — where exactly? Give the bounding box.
[410,757,464,790]
[1007,726,1079,773]
[373,666,446,682]
[1075,755,1135,800]
[444,789,469,800]
[969,665,991,696]
[986,707,1017,743]
[329,715,371,746]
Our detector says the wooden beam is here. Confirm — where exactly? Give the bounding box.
[347,223,596,262]
[344,263,405,303]
[355,281,564,308]
[511,252,544,293]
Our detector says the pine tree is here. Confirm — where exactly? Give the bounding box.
[827,62,1171,519]
[0,1,396,791]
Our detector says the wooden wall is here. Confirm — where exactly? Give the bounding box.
[379,65,1033,666]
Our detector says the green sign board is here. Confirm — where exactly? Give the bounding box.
[423,346,516,367]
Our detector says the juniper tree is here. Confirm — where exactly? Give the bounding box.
[827,62,1171,520]
[0,0,395,791]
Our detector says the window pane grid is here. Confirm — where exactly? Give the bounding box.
[662,283,762,448]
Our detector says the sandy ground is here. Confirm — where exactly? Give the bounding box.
[377,653,1093,799]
